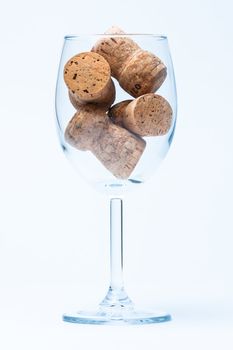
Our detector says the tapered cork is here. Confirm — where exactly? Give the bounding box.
[64,52,115,107]
[92,27,167,97]
[65,106,146,179]
[110,94,173,137]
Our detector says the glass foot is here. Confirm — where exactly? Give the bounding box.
[63,307,171,325]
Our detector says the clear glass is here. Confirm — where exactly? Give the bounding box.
[55,34,177,324]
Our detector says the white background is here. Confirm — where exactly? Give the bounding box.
[0,0,233,348]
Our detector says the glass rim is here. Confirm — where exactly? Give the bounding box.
[64,34,167,41]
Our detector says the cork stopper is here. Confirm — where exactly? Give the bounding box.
[92,27,167,97]
[64,52,115,107]
[110,94,173,137]
[65,106,146,179]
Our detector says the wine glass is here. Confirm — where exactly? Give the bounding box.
[55,33,177,325]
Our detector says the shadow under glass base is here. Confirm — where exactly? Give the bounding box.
[63,306,171,325]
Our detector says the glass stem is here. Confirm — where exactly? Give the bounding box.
[110,198,124,291]
[100,197,133,309]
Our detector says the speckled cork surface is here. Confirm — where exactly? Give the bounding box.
[92,38,140,79]
[93,122,146,179]
[64,106,108,151]
[65,106,146,179]
[64,52,115,107]
[110,93,173,137]
[119,51,167,97]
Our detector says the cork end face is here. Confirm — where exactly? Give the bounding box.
[125,93,173,137]
[64,52,111,101]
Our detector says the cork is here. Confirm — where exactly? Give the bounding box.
[110,94,173,137]
[64,106,107,151]
[64,52,115,107]
[108,100,132,127]
[65,105,146,179]
[92,27,167,97]
[119,51,167,97]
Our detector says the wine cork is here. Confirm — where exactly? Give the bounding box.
[64,52,115,108]
[92,27,167,97]
[119,51,167,97]
[65,106,146,179]
[110,94,173,137]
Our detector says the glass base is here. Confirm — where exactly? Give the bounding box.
[63,288,171,325]
[63,307,171,325]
